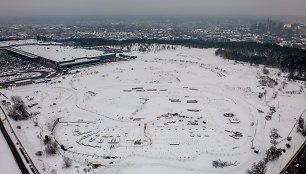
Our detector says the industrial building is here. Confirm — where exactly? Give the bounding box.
[4,43,118,69]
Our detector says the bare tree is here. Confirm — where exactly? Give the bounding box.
[63,157,72,168]
[263,68,269,75]
[212,159,237,168]
[45,141,58,155]
[265,146,283,161]
[248,160,267,174]
[297,117,306,136]
[8,96,30,120]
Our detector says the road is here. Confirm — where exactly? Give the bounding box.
[280,140,306,174]
[0,128,22,174]
[0,118,30,174]
[0,105,40,174]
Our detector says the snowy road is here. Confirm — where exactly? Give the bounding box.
[0,125,22,174]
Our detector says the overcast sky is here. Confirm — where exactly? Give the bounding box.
[0,0,306,17]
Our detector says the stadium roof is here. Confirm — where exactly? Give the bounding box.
[6,47,38,59]
[13,45,111,63]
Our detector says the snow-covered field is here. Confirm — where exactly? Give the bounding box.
[1,46,305,174]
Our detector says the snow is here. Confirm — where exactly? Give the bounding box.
[0,116,22,174]
[0,46,305,174]
[13,45,112,62]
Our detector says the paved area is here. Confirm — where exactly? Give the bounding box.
[281,141,306,174]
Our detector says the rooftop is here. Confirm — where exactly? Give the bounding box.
[13,45,110,62]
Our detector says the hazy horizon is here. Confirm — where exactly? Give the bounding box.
[1,0,306,17]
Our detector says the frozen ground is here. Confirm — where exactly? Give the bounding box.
[0,46,305,174]
[0,115,22,174]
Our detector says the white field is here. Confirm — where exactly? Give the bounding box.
[1,46,305,174]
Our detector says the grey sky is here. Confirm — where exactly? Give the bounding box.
[0,0,305,17]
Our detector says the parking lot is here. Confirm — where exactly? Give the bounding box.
[0,49,55,86]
